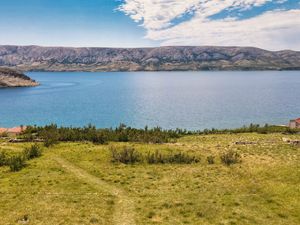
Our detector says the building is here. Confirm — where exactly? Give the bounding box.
[289,118,300,129]
[0,126,26,136]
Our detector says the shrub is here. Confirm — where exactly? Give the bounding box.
[146,150,200,164]
[146,150,165,164]
[167,152,200,164]
[0,151,8,166]
[24,144,42,160]
[220,150,241,166]
[207,155,215,164]
[8,155,26,172]
[110,146,142,164]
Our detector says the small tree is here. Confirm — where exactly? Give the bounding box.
[40,125,59,147]
[9,155,26,172]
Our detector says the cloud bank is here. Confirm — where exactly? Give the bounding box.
[119,0,300,50]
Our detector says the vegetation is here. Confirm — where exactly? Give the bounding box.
[146,150,200,164]
[24,144,42,160]
[0,151,7,166]
[39,125,60,147]
[110,146,142,164]
[21,123,300,147]
[0,144,42,172]
[0,131,299,224]
[8,155,26,172]
[23,124,182,144]
[200,123,300,135]
[220,150,242,166]
[110,146,200,164]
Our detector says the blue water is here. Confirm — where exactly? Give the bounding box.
[0,71,299,130]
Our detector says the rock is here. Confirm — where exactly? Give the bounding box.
[282,137,291,143]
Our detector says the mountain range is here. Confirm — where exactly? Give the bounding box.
[0,45,300,72]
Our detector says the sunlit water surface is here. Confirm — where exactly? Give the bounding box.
[0,71,299,130]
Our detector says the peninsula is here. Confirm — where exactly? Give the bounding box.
[0,67,39,87]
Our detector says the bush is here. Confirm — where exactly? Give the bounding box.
[8,155,26,172]
[110,146,142,164]
[167,152,200,164]
[146,150,165,164]
[146,150,200,164]
[220,150,241,166]
[0,151,8,166]
[24,144,42,160]
[207,155,215,164]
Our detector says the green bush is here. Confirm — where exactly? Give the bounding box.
[8,155,26,172]
[167,152,200,164]
[110,146,142,164]
[24,144,42,160]
[146,150,200,164]
[220,150,241,166]
[0,151,8,166]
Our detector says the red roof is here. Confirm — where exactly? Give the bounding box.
[0,126,26,134]
[7,127,23,133]
[296,118,300,123]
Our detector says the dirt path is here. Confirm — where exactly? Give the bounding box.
[54,157,135,225]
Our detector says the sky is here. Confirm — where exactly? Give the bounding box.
[0,0,299,50]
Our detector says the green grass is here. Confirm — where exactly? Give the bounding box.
[0,133,299,224]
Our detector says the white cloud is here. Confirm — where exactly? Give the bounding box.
[119,0,300,50]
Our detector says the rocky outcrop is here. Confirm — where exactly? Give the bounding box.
[0,67,39,87]
[0,45,299,71]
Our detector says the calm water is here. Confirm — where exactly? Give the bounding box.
[0,71,299,130]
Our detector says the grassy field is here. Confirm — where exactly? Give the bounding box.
[0,133,299,225]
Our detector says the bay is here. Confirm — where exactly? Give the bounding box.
[0,71,299,130]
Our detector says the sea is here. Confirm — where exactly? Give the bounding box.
[0,71,299,130]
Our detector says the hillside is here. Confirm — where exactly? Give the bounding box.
[0,67,39,87]
[0,45,299,71]
[0,132,299,224]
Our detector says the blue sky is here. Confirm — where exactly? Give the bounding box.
[0,0,157,47]
[0,0,300,50]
